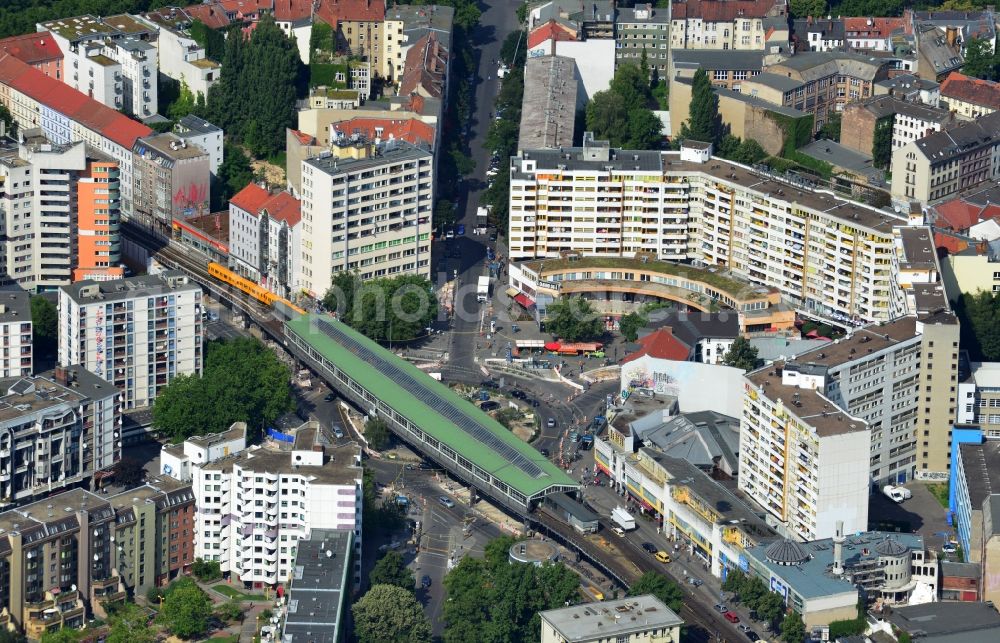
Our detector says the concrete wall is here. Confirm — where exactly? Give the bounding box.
[619,355,745,418]
[942,253,999,300]
[815,430,871,539]
[670,80,785,155]
[841,102,878,156]
[552,39,616,99]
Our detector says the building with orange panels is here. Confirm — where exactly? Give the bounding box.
[74,160,125,282]
[0,32,63,79]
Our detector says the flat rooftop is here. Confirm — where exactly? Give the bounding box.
[188,422,246,448]
[898,226,939,270]
[747,364,868,437]
[0,290,32,324]
[286,315,577,501]
[787,316,919,369]
[40,15,112,41]
[283,529,353,642]
[137,133,210,160]
[519,55,578,151]
[886,601,1000,640]
[61,270,200,305]
[202,429,362,486]
[540,595,683,641]
[304,139,431,175]
[959,440,1000,509]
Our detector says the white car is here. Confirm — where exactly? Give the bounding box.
[611,526,626,537]
[882,485,912,503]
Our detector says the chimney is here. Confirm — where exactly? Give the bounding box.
[54,366,69,385]
[946,26,958,47]
[832,520,845,575]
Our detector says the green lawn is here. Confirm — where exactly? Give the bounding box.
[927,482,949,508]
[206,637,240,643]
[212,584,266,601]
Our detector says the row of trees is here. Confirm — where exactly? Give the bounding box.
[586,62,664,150]
[322,272,438,342]
[723,569,806,642]
[152,337,296,442]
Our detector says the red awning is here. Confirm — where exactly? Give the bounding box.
[513,293,535,309]
[544,342,562,351]
[805,330,819,338]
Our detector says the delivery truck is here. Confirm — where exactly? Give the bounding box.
[611,506,636,531]
[477,275,491,303]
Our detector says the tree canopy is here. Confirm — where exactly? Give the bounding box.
[152,337,295,442]
[369,550,415,590]
[443,536,580,643]
[619,312,647,342]
[158,577,213,639]
[213,143,255,209]
[39,630,79,643]
[723,337,761,371]
[322,273,437,342]
[680,68,720,145]
[585,64,663,149]
[105,602,155,643]
[0,104,16,137]
[957,290,1000,361]
[545,298,605,342]
[30,295,57,358]
[207,16,306,158]
[112,455,145,488]
[364,416,390,451]
[191,558,222,582]
[962,37,1000,81]
[781,610,807,643]
[353,584,432,643]
[627,572,684,612]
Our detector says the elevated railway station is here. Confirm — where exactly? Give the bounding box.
[284,314,578,514]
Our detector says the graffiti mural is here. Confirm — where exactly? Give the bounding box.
[173,182,209,219]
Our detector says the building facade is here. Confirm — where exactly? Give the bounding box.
[298,138,432,296]
[616,5,670,75]
[57,271,203,409]
[669,0,785,51]
[173,115,223,175]
[540,595,683,643]
[0,291,32,377]
[132,133,210,236]
[0,32,64,78]
[940,71,1000,120]
[140,7,222,99]
[228,184,302,298]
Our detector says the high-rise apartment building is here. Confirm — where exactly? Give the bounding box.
[299,138,433,296]
[74,158,125,282]
[38,14,158,118]
[0,291,32,377]
[57,272,203,409]
[161,421,364,588]
[132,133,210,237]
[509,137,908,324]
[0,366,120,507]
[740,361,872,541]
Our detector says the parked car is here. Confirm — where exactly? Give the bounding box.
[942,542,957,553]
[611,526,626,537]
[688,578,703,587]
[420,575,432,589]
[480,400,500,411]
[641,542,657,554]
[445,228,455,239]
[539,448,550,458]
[655,551,671,563]
[437,496,455,508]
[530,399,540,407]
[510,390,527,400]
[724,611,740,624]
[333,427,344,439]
[324,393,336,402]
[547,418,556,428]
[713,604,728,613]
[456,224,465,235]
[569,431,579,442]
[480,379,499,389]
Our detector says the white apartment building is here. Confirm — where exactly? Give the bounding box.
[299,138,433,296]
[162,421,363,588]
[0,137,87,291]
[139,9,220,99]
[740,362,872,541]
[509,137,909,324]
[0,365,120,507]
[0,291,33,377]
[174,115,223,175]
[57,271,203,409]
[39,14,158,118]
[670,0,785,50]
[229,184,302,298]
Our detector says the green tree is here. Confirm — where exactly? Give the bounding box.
[722,568,747,594]
[626,108,664,149]
[832,0,905,16]
[723,336,760,371]
[790,0,826,18]
[619,312,647,342]
[0,104,16,137]
[309,20,335,57]
[215,600,245,622]
[159,577,213,639]
[680,68,719,144]
[545,297,605,342]
[500,30,527,68]
[190,19,225,60]
[152,337,295,442]
[323,270,361,316]
[781,610,806,643]
[731,139,768,164]
[214,143,255,207]
[627,572,684,612]
[353,584,432,643]
[166,80,198,121]
[30,295,57,357]
[610,63,653,107]
[191,558,222,582]
[105,602,155,643]
[330,274,437,342]
[369,550,415,590]
[757,591,787,629]
[957,289,1000,360]
[112,455,145,488]
[39,630,80,643]
[872,115,893,169]
[818,113,842,141]
[364,416,390,450]
[963,37,999,80]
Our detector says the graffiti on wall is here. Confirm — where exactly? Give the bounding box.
[173,183,209,218]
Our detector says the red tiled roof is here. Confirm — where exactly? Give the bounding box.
[330,117,436,148]
[934,198,984,231]
[229,183,271,214]
[289,129,315,145]
[230,183,301,226]
[843,17,905,38]
[621,328,691,364]
[940,72,1000,111]
[0,53,151,149]
[527,20,577,49]
[273,0,312,21]
[183,3,232,29]
[218,0,274,15]
[0,32,63,65]
[933,231,969,256]
[399,33,447,98]
[315,0,384,26]
[671,0,782,21]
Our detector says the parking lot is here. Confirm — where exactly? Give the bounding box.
[868,481,954,553]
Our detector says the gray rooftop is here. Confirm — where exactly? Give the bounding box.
[747,71,804,93]
[792,18,845,41]
[875,73,939,92]
[282,529,353,643]
[60,271,200,306]
[135,132,210,161]
[886,602,1000,641]
[187,422,246,449]
[0,290,31,325]
[617,6,670,25]
[748,337,832,363]
[514,141,664,176]
[175,114,222,136]
[959,440,1000,510]
[642,411,741,474]
[644,310,741,345]
[671,49,766,71]
[798,140,881,180]
[987,494,1000,537]
[0,367,116,425]
[304,139,431,176]
[769,51,893,82]
[746,531,925,599]
[389,4,455,51]
[916,23,964,77]
[897,226,939,271]
[539,595,683,641]
[519,55,579,151]
[714,85,809,119]
[912,111,1000,163]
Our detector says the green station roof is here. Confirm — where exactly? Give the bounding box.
[285,314,576,500]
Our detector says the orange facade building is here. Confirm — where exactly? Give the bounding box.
[73,161,124,282]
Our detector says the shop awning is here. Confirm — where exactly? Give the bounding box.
[505,287,519,297]
[514,293,535,309]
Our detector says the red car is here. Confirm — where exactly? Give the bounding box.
[724,611,740,624]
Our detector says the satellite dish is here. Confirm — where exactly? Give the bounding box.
[71,584,77,592]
